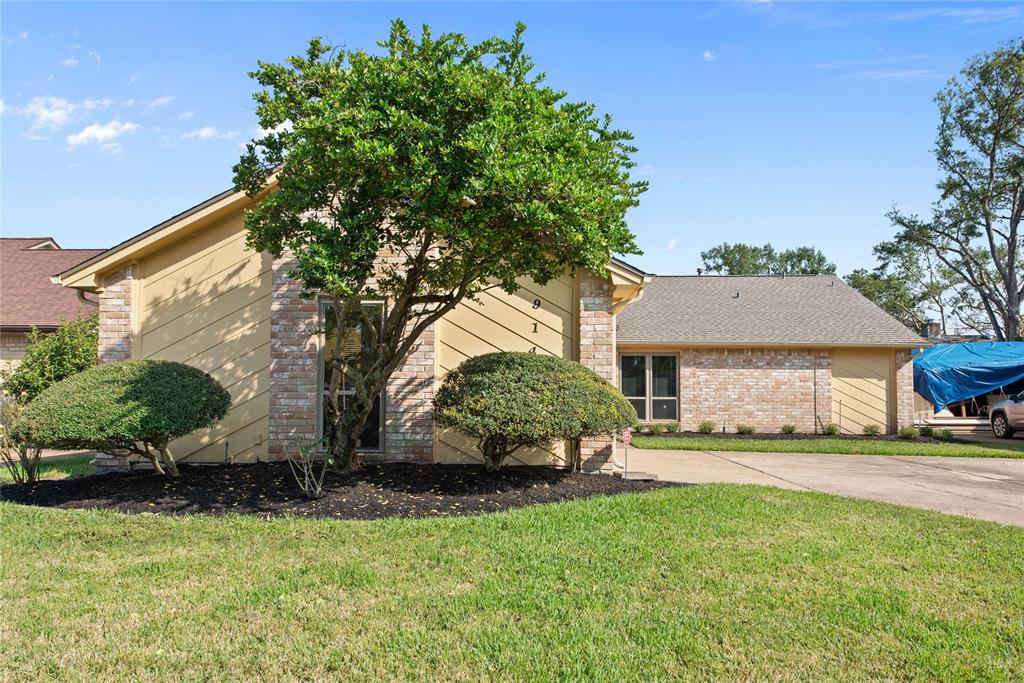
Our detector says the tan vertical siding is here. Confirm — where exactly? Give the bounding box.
[137,214,272,463]
[831,349,893,434]
[435,274,576,465]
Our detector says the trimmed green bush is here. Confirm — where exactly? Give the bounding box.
[919,425,935,438]
[15,360,230,476]
[736,424,756,435]
[822,423,840,436]
[0,315,97,403]
[698,420,717,435]
[434,352,636,471]
[899,426,921,440]
[937,428,954,441]
[781,424,797,435]
[662,422,680,433]
[649,423,666,435]
[862,424,882,436]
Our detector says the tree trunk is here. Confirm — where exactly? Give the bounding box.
[329,385,378,474]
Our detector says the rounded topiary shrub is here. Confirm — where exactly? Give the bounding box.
[15,360,230,476]
[434,352,637,471]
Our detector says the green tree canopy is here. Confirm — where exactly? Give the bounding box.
[233,21,645,471]
[887,39,1024,340]
[699,243,836,275]
[0,315,97,403]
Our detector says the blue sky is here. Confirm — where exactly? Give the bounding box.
[2,2,1022,276]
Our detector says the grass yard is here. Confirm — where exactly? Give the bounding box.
[632,434,1024,458]
[0,454,94,484]
[2,485,1022,681]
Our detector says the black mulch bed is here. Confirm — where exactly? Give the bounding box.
[640,431,959,444]
[0,462,674,520]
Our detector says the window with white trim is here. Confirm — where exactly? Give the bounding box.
[620,354,678,421]
[320,300,385,451]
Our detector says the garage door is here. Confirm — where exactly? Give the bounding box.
[831,349,893,434]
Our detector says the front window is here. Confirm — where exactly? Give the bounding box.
[321,300,385,451]
[620,354,678,421]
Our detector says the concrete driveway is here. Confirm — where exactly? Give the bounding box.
[627,448,1024,526]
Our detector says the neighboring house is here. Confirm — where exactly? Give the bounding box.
[616,276,925,435]
[0,237,104,379]
[54,185,647,470]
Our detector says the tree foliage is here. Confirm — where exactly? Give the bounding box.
[700,243,836,275]
[233,21,645,471]
[0,315,98,403]
[887,39,1024,340]
[434,352,637,471]
[14,360,230,476]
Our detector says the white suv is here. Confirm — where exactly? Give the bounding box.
[990,393,1024,438]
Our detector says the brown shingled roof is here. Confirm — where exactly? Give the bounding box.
[617,275,927,348]
[0,238,105,330]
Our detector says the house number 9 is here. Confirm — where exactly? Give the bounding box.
[532,298,541,309]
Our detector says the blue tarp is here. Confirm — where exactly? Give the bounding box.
[913,342,1024,412]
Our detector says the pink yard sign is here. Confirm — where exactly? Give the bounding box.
[622,428,632,448]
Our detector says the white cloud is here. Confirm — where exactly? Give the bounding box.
[82,98,112,110]
[65,120,140,151]
[61,56,80,68]
[181,126,238,140]
[0,100,6,115]
[122,99,135,107]
[20,96,75,130]
[859,68,939,81]
[666,238,678,252]
[178,111,194,120]
[19,30,28,40]
[257,120,294,137]
[147,95,175,109]
[702,50,720,62]
[88,50,101,68]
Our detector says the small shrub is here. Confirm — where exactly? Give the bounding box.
[862,424,881,436]
[899,426,921,440]
[0,401,42,484]
[781,424,796,434]
[822,423,840,436]
[735,424,756,435]
[288,439,328,499]
[937,428,954,441]
[650,423,666,435]
[662,422,679,433]
[15,359,231,476]
[0,315,98,403]
[698,420,717,434]
[434,352,636,471]
[919,425,935,438]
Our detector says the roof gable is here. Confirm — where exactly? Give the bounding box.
[0,238,104,330]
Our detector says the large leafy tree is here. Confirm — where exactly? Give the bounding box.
[699,242,835,275]
[888,39,1024,340]
[233,21,645,472]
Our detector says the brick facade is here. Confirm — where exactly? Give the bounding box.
[675,348,833,434]
[577,271,617,471]
[97,266,134,365]
[0,331,30,379]
[894,349,915,430]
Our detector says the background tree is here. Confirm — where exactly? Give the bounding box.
[699,242,836,275]
[887,39,1024,340]
[234,21,645,473]
[0,315,97,403]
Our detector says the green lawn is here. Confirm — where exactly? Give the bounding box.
[631,434,1024,458]
[2,486,1022,681]
[0,454,94,484]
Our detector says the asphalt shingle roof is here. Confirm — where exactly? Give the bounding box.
[616,275,926,347]
[1,238,104,330]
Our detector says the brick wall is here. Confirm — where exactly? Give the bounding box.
[97,266,134,365]
[0,331,29,379]
[577,271,617,471]
[894,349,914,429]
[267,254,319,461]
[677,348,832,434]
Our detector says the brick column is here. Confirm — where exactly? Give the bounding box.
[578,271,617,472]
[813,350,833,433]
[894,349,914,430]
[93,266,135,469]
[97,265,134,365]
[380,319,435,463]
[267,255,319,461]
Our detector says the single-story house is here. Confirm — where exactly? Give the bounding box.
[54,184,646,471]
[616,275,925,435]
[1,237,104,378]
[54,184,925,470]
